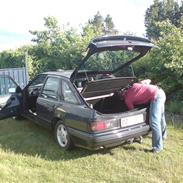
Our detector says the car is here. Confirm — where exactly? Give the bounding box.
[0,35,155,150]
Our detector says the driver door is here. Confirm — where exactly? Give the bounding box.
[0,75,22,119]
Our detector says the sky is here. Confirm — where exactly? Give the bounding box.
[0,0,154,51]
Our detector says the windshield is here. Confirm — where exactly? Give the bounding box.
[79,50,139,77]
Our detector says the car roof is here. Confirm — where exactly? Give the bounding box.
[43,70,74,79]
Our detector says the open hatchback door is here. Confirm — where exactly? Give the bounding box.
[71,35,155,100]
[0,75,22,119]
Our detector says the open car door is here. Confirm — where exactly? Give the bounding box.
[0,75,22,120]
[70,35,155,100]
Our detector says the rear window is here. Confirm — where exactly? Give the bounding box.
[79,50,138,77]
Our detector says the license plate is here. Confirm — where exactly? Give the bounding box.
[121,114,144,128]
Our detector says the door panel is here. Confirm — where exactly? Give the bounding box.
[0,75,22,119]
[0,94,21,119]
[36,76,61,126]
[36,97,60,125]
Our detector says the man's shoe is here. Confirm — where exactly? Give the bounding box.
[151,148,162,153]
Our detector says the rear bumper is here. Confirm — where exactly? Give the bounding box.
[68,123,150,150]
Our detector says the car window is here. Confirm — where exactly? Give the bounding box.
[28,74,47,95]
[62,80,78,104]
[41,77,60,100]
[29,74,47,87]
[79,50,137,77]
[0,75,17,96]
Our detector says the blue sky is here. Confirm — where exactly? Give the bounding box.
[0,0,153,51]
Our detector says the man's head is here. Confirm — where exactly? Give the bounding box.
[120,84,132,99]
[139,79,151,85]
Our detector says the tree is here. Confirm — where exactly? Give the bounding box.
[88,11,105,33]
[29,16,87,74]
[0,48,26,68]
[145,0,183,39]
[134,20,183,100]
[84,12,117,36]
[1,14,118,79]
[104,14,117,34]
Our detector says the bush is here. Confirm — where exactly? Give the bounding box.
[166,100,183,115]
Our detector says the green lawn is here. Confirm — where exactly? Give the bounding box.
[0,118,183,183]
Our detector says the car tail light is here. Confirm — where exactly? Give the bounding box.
[90,121,107,131]
[89,119,118,132]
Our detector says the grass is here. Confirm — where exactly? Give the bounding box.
[0,118,183,183]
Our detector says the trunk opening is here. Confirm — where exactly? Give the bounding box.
[91,93,128,114]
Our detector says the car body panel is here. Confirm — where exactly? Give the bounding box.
[68,123,149,150]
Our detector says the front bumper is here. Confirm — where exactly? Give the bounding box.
[68,123,150,150]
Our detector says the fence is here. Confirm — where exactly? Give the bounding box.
[0,67,29,88]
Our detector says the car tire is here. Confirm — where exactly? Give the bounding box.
[54,120,74,150]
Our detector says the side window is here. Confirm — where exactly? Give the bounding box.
[62,81,79,104]
[41,77,60,100]
[28,74,47,96]
[0,76,17,96]
[29,74,47,87]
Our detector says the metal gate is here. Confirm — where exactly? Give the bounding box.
[0,67,29,88]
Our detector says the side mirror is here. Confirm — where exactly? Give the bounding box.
[8,88,16,94]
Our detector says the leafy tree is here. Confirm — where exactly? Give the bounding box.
[29,14,117,76]
[134,20,183,100]
[145,0,183,39]
[104,14,118,34]
[85,12,117,36]
[29,16,88,75]
[88,11,105,34]
[1,14,118,79]
[0,48,26,68]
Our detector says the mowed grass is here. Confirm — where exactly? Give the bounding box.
[0,118,183,183]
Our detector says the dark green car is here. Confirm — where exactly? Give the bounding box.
[0,35,155,150]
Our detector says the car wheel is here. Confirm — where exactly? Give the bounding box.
[54,121,74,150]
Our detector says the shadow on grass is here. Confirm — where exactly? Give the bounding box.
[122,144,152,153]
[0,119,113,161]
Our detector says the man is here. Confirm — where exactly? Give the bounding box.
[122,79,167,153]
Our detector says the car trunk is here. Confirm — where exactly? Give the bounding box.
[77,79,149,133]
[75,77,149,131]
[75,77,148,115]
[78,77,131,113]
